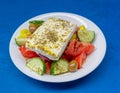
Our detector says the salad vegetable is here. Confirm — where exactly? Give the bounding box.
[70,32,77,41]
[68,60,78,72]
[15,38,27,46]
[15,29,31,46]
[18,29,31,38]
[50,59,69,75]
[79,25,86,31]
[65,40,85,57]
[45,62,51,74]
[77,27,95,43]
[15,19,96,76]
[29,20,44,33]
[74,52,87,69]
[19,45,39,58]
[26,58,46,75]
[29,20,44,25]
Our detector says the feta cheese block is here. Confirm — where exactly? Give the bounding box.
[26,18,77,60]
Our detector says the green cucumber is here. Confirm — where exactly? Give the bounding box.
[26,58,46,75]
[50,59,69,75]
[77,30,95,43]
[15,38,27,46]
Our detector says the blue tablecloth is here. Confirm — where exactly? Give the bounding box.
[0,0,120,93]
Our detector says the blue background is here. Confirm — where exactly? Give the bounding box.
[0,0,120,93]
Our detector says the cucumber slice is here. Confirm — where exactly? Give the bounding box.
[50,59,69,75]
[77,30,95,43]
[26,58,46,75]
[15,38,27,46]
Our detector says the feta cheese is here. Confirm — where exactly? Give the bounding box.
[26,18,77,60]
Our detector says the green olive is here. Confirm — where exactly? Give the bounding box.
[68,60,78,72]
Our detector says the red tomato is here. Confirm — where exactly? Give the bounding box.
[61,54,72,61]
[65,40,88,57]
[45,62,51,74]
[65,40,80,56]
[80,42,95,55]
[85,44,95,55]
[19,45,39,58]
[74,52,87,69]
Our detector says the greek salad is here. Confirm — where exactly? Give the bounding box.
[15,18,95,75]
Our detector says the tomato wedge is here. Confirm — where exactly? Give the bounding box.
[85,44,95,55]
[65,40,85,56]
[61,54,73,61]
[45,62,51,74]
[19,45,39,58]
[80,42,95,55]
[74,52,87,69]
[65,40,94,57]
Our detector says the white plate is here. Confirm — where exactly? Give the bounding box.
[9,12,106,83]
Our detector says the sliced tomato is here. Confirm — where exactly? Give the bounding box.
[74,52,87,69]
[65,40,75,56]
[19,45,39,58]
[80,42,95,55]
[65,40,86,57]
[85,44,95,55]
[45,62,51,74]
[61,54,72,61]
